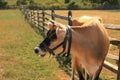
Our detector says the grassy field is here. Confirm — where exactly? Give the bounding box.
[0,9,120,80]
[0,10,70,80]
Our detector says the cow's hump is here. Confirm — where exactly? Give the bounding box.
[72,16,102,29]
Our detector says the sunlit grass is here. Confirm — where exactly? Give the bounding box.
[0,10,60,80]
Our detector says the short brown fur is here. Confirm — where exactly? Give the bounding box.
[48,16,109,80]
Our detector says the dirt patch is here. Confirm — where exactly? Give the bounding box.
[108,49,119,56]
[55,69,70,80]
[100,67,117,80]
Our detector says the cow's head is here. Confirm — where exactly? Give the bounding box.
[34,22,67,57]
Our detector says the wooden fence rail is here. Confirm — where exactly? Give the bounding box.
[21,8,120,80]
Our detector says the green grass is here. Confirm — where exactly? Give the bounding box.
[0,10,60,80]
[5,0,64,6]
[5,0,17,5]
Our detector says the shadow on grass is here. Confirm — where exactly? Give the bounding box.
[55,54,103,80]
[55,55,72,76]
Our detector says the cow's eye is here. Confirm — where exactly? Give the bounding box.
[47,30,51,37]
[50,33,57,41]
[47,29,57,42]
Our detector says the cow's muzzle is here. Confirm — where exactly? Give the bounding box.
[34,47,39,54]
[34,47,46,57]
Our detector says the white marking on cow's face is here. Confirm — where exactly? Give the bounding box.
[34,47,46,57]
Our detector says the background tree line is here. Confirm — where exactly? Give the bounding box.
[0,0,8,9]
[0,0,120,9]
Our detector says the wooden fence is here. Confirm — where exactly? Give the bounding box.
[21,8,120,80]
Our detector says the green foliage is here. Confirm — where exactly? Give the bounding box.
[67,1,80,9]
[4,0,120,9]
[27,0,120,9]
[64,0,70,3]
[0,0,8,9]
[21,0,27,5]
[16,0,20,6]
[16,0,34,6]
[29,0,35,5]
[16,0,28,6]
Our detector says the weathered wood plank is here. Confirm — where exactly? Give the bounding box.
[44,12,68,20]
[117,47,120,80]
[104,61,118,73]
[110,39,120,46]
[44,12,51,16]
[107,54,119,60]
[104,24,120,30]
[54,14,68,20]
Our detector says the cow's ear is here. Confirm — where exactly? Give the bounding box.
[48,22,54,29]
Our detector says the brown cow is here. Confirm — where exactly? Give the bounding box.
[34,16,109,80]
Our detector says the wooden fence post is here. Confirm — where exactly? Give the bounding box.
[37,9,40,27]
[27,9,30,20]
[33,9,36,25]
[51,9,55,24]
[25,9,28,20]
[31,10,34,23]
[68,10,72,26]
[42,10,45,31]
[117,45,120,80]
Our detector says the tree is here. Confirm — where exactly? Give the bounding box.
[16,0,21,6]
[16,0,28,6]
[21,0,27,5]
[29,0,35,5]
[0,0,8,9]
[67,1,79,9]
[64,0,70,3]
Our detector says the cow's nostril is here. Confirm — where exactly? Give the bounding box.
[34,49,39,54]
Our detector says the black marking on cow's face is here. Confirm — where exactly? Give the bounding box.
[39,28,57,51]
[47,28,57,41]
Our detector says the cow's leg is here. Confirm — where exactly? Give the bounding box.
[71,60,75,80]
[85,71,89,80]
[92,65,103,80]
[76,65,84,80]
[71,67,75,80]
[95,65,103,80]
[77,69,84,80]
[85,71,87,80]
